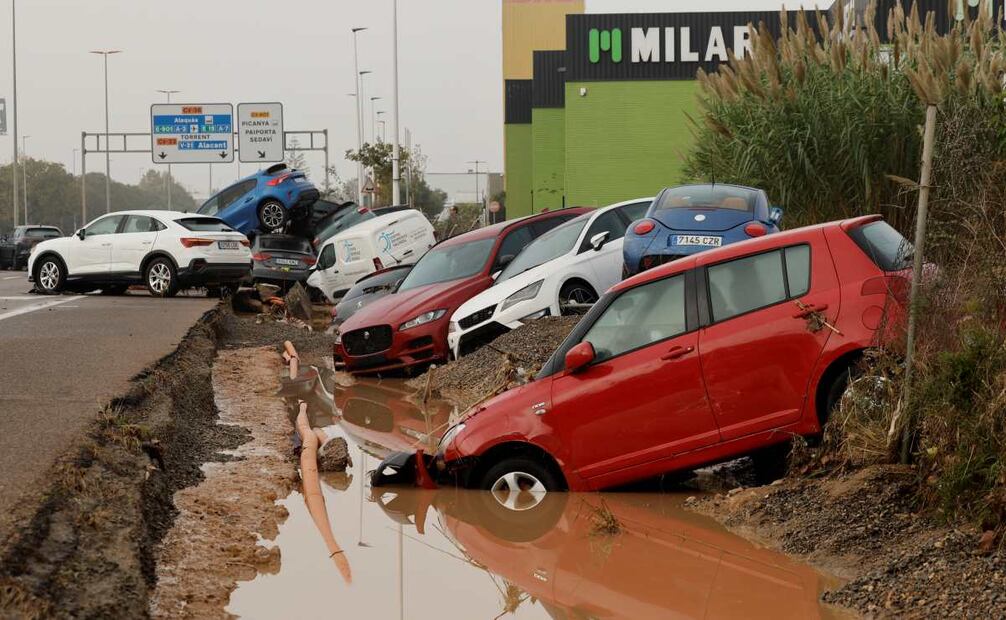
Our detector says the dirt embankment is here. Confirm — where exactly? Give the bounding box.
[149,347,297,619]
[692,465,1006,618]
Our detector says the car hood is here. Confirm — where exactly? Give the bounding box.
[339,276,485,332]
[652,208,754,233]
[453,262,556,322]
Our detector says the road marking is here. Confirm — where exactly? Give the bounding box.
[2,276,23,280]
[0,296,40,300]
[0,296,84,322]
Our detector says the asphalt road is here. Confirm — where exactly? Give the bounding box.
[0,271,217,533]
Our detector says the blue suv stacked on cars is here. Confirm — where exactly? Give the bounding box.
[197,163,320,236]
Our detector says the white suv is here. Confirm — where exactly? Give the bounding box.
[28,210,252,297]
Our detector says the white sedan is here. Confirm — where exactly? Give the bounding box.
[447,197,653,358]
[28,210,252,297]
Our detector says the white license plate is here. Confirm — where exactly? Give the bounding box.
[217,241,240,250]
[274,258,300,266]
[674,235,722,247]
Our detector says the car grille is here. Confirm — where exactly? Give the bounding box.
[459,305,496,330]
[342,325,393,356]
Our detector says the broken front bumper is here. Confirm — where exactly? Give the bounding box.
[370,450,478,489]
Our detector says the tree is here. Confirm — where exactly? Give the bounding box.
[345,141,413,206]
[286,137,309,174]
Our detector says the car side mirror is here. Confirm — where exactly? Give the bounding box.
[769,206,783,225]
[496,254,515,271]
[590,231,610,252]
[76,229,86,240]
[564,341,596,374]
[491,270,502,281]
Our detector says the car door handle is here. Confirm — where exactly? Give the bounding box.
[661,345,694,361]
[793,303,829,318]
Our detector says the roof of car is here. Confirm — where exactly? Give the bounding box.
[438,207,592,248]
[93,210,221,221]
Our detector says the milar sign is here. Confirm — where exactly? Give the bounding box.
[589,25,752,65]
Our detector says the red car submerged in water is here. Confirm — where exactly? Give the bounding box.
[334,209,588,375]
[375,216,914,494]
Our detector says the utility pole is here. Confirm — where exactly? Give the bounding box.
[391,0,402,206]
[91,49,121,213]
[374,110,385,143]
[156,89,179,209]
[11,0,18,228]
[369,97,382,144]
[351,27,368,206]
[468,159,485,224]
[21,134,28,222]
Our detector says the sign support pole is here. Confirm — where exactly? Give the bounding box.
[391,0,402,206]
[11,0,18,227]
[80,132,87,226]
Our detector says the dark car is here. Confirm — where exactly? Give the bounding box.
[250,234,316,287]
[0,225,63,270]
[332,264,413,329]
[196,163,320,236]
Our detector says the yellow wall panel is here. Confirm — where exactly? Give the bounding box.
[502,0,583,80]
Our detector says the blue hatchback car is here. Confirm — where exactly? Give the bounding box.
[622,183,782,277]
[197,163,320,236]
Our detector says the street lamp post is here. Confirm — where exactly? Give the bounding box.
[377,120,387,142]
[156,89,180,209]
[369,97,382,143]
[375,110,386,143]
[10,0,19,227]
[91,49,121,213]
[391,0,402,206]
[467,159,486,224]
[21,135,29,223]
[351,27,368,206]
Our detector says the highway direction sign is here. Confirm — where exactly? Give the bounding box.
[150,103,234,164]
[237,102,284,163]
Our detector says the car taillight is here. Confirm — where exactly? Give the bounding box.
[239,239,251,247]
[373,257,384,271]
[861,275,910,304]
[633,220,655,235]
[180,238,214,248]
[266,173,291,186]
[744,222,767,237]
[301,256,317,266]
[251,252,272,261]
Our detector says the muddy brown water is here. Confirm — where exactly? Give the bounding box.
[227,370,850,619]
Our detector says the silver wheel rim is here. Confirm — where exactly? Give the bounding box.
[148,263,171,294]
[559,286,596,315]
[39,262,59,290]
[261,203,285,229]
[490,471,547,511]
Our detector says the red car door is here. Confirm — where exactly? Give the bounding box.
[548,272,720,486]
[696,231,841,440]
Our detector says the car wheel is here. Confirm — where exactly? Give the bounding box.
[34,256,65,294]
[558,281,598,316]
[476,457,566,542]
[100,285,129,296]
[145,258,179,298]
[258,200,288,232]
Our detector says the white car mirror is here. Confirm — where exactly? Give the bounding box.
[491,270,502,281]
[590,231,610,252]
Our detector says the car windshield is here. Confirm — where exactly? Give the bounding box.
[315,208,374,243]
[25,228,61,239]
[258,236,312,253]
[397,238,495,292]
[498,217,587,281]
[654,185,756,212]
[177,217,235,232]
[344,266,412,301]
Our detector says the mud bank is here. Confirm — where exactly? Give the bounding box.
[692,465,1006,618]
[150,347,296,619]
[0,308,247,619]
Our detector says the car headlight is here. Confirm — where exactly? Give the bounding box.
[334,330,342,345]
[500,280,544,312]
[400,309,446,331]
[437,423,466,452]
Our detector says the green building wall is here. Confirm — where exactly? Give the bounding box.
[531,108,566,211]
[563,80,699,207]
[504,123,533,218]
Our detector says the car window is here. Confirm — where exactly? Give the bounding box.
[499,217,588,281]
[582,274,687,363]
[315,208,374,244]
[655,185,756,212]
[317,244,336,270]
[398,237,496,292]
[618,200,652,223]
[198,196,220,216]
[122,215,155,234]
[493,226,533,272]
[26,227,61,239]
[220,179,257,210]
[258,236,313,253]
[176,217,235,232]
[85,215,124,237]
[578,209,627,253]
[785,245,811,297]
[848,221,913,272]
[708,250,787,322]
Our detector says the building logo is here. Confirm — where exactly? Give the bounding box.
[588,28,622,63]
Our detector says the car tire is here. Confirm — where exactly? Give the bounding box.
[823,367,856,426]
[258,200,288,232]
[476,457,567,542]
[558,281,598,316]
[100,285,129,296]
[145,257,179,298]
[33,256,66,294]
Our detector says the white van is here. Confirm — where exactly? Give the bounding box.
[307,209,435,302]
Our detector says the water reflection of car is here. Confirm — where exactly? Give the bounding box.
[335,380,453,459]
[622,184,782,277]
[250,234,316,287]
[371,489,827,619]
[332,265,413,329]
[197,163,320,235]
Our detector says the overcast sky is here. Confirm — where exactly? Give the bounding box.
[0,0,796,199]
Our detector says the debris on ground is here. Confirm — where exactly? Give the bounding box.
[231,285,331,333]
[283,282,313,322]
[218,305,332,357]
[691,464,1006,618]
[407,316,579,411]
[588,500,623,536]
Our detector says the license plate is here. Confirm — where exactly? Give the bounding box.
[275,258,300,266]
[674,235,722,247]
[218,241,240,250]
